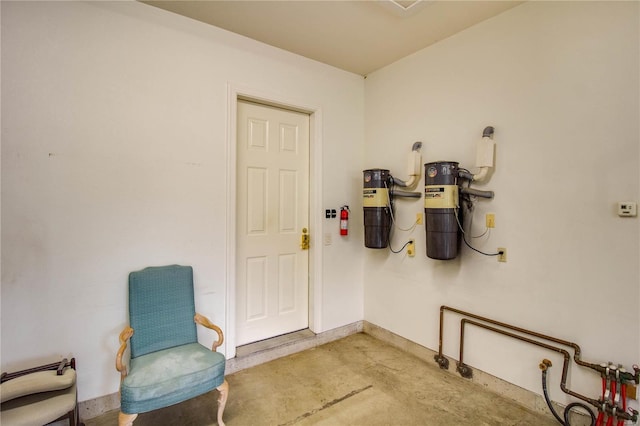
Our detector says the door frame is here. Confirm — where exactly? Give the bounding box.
[225,83,323,359]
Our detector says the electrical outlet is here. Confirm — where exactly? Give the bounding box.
[416,213,423,225]
[497,247,507,262]
[407,240,415,257]
[486,213,495,228]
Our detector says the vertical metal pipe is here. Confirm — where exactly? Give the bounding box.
[439,306,444,355]
[458,318,466,364]
[434,306,449,369]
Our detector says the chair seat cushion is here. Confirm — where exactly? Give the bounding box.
[1,383,76,426]
[0,369,76,403]
[120,342,225,414]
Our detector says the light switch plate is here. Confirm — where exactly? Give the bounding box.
[618,202,637,217]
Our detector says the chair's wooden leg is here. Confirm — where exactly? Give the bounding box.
[70,400,85,426]
[118,412,138,426]
[216,379,229,426]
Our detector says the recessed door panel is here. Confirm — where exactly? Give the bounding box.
[279,170,297,233]
[246,257,267,321]
[247,167,267,235]
[278,254,296,314]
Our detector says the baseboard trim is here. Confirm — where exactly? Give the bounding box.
[77,392,120,423]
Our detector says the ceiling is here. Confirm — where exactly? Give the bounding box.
[142,0,523,76]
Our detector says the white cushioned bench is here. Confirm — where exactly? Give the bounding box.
[1,358,83,426]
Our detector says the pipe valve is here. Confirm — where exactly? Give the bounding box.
[539,359,552,371]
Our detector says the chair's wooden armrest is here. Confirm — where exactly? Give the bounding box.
[116,326,134,381]
[56,358,69,376]
[194,313,224,352]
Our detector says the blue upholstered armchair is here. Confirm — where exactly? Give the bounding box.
[115,265,229,426]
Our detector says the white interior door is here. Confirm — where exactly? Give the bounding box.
[236,100,310,346]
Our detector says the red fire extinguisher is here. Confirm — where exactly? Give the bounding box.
[340,206,349,236]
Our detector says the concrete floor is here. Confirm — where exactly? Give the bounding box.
[85,333,558,425]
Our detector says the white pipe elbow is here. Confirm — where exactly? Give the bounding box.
[403,149,422,188]
[473,167,490,182]
[403,174,418,188]
[392,142,422,188]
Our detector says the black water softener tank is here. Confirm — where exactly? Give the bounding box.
[424,162,460,259]
[363,169,392,248]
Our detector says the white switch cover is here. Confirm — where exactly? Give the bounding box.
[618,202,637,217]
[324,233,332,245]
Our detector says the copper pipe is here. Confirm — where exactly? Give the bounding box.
[460,318,599,407]
[435,306,638,422]
[437,305,601,372]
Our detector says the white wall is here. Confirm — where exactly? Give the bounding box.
[364,1,639,405]
[1,1,365,401]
